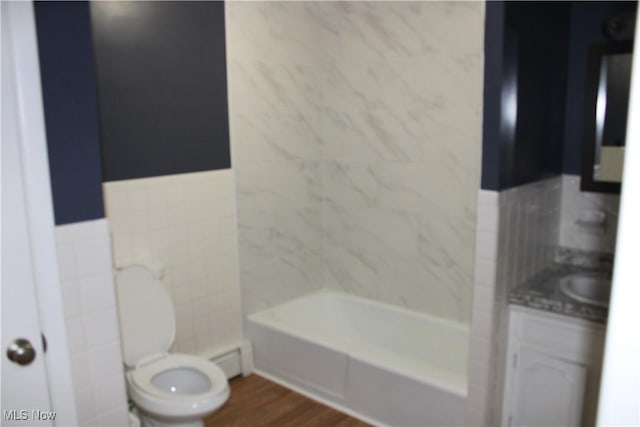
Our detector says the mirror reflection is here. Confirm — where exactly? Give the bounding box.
[594,52,631,182]
[582,39,633,193]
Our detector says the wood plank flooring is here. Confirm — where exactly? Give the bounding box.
[205,374,371,427]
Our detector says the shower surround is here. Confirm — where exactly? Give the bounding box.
[227,1,485,323]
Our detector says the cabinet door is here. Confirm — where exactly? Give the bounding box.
[510,347,587,427]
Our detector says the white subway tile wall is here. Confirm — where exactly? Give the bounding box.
[559,174,620,253]
[467,190,500,426]
[54,219,128,426]
[103,170,242,356]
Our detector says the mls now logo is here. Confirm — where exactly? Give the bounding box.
[3,409,56,421]
[3,410,29,421]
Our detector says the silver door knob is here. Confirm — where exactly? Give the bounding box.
[7,338,36,366]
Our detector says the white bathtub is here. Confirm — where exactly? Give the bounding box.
[247,290,469,426]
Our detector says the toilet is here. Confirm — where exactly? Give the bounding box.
[115,265,230,427]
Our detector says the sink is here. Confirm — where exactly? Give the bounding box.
[559,272,611,307]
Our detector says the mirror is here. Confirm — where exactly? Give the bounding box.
[582,41,633,193]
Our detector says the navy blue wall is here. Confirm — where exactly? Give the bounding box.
[90,1,230,182]
[35,1,231,224]
[482,1,637,190]
[505,1,571,188]
[563,1,637,175]
[35,1,105,225]
[480,2,505,191]
[482,2,571,190]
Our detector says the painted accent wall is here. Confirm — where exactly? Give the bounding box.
[228,2,485,323]
[481,2,570,191]
[36,1,232,223]
[481,1,505,191]
[90,1,230,182]
[482,1,637,190]
[34,1,104,225]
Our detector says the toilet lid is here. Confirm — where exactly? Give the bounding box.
[115,266,176,367]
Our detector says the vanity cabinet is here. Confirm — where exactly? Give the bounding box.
[501,306,606,427]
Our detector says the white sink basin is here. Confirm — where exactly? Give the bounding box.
[559,272,611,307]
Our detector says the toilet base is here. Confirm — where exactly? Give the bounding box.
[139,413,204,427]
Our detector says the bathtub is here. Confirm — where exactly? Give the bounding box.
[247,290,469,426]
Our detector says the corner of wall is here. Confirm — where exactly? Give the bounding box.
[467,189,500,426]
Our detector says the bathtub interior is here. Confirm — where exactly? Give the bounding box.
[248,289,469,395]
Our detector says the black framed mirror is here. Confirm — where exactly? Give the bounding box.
[581,41,633,193]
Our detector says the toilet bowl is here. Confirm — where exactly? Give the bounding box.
[116,265,230,427]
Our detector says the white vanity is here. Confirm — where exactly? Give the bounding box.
[501,306,606,427]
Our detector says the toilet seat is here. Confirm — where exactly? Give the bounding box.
[132,353,228,398]
[115,266,231,424]
[127,353,229,419]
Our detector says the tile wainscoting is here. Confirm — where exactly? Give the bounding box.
[500,177,563,289]
[467,190,499,426]
[54,219,128,426]
[468,177,562,425]
[103,170,243,356]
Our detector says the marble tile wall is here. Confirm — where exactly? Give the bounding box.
[103,170,243,356]
[226,1,325,315]
[227,1,484,322]
[321,1,485,322]
[559,174,620,254]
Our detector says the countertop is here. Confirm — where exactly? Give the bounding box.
[509,263,610,323]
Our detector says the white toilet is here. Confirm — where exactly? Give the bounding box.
[115,265,230,427]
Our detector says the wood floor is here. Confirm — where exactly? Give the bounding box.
[205,374,370,427]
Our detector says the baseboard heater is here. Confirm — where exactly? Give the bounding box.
[200,340,253,379]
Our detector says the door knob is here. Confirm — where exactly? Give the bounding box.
[7,338,36,365]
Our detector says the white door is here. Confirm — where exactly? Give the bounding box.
[1,2,54,425]
[510,347,587,427]
[596,7,640,425]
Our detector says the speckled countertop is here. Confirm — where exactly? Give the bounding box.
[509,263,610,323]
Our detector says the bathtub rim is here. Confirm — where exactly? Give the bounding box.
[249,288,470,333]
[247,288,469,398]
